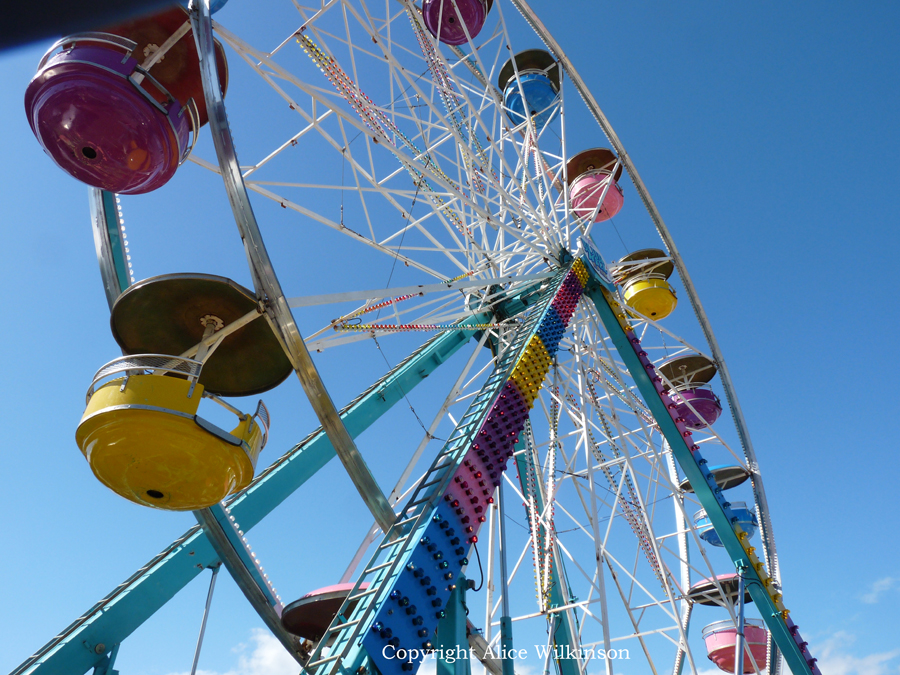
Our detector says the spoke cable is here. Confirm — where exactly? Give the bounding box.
[369,178,444,441]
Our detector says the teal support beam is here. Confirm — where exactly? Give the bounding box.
[89,188,130,307]
[11,316,491,675]
[497,481,516,675]
[435,576,472,675]
[298,265,574,675]
[498,618,514,675]
[91,644,119,675]
[99,190,130,292]
[581,261,820,675]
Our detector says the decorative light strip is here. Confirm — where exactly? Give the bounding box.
[332,271,478,329]
[335,322,505,333]
[298,33,469,234]
[406,6,495,194]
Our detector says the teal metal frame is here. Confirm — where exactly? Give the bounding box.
[581,263,819,675]
[98,190,130,292]
[434,576,472,675]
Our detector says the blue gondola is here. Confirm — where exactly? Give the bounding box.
[498,49,560,133]
[694,501,758,547]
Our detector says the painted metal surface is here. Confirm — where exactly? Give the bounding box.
[695,503,758,548]
[502,72,558,132]
[569,172,624,223]
[499,50,560,133]
[89,189,130,299]
[701,619,768,674]
[422,0,488,46]
[104,5,229,128]
[666,443,692,675]
[76,375,263,510]
[281,583,369,642]
[582,266,820,675]
[736,573,748,674]
[110,273,292,397]
[26,37,192,194]
[669,388,722,429]
[622,278,678,320]
[575,236,614,290]
[688,574,753,608]
[496,480,515,675]
[434,578,472,675]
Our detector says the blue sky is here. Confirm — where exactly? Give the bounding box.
[1,2,898,675]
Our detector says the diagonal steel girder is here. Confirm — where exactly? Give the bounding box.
[581,260,820,675]
[12,314,487,675]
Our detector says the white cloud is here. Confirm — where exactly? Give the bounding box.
[418,655,437,675]
[861,577,898,605]
[164,629,299,675]
[814,631,900,675]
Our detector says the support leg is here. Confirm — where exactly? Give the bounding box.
[498,482,515,675]
[735,570,746,675]
[190,565,220,675]
[436,576,472,675]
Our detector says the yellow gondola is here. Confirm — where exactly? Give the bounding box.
[76,354,268,510]
[614,248,678,320]
[623,277,678,319]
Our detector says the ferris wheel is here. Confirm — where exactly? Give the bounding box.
[17,2,822,675]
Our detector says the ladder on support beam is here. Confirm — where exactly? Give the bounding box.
[303,265,573,675]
